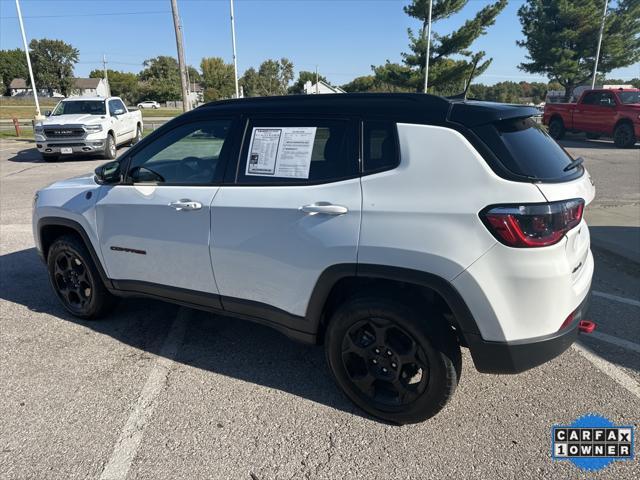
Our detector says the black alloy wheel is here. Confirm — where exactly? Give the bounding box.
[341,317,429,407]
[51,248,94,314]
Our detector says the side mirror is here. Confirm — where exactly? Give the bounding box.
[44,110,51,116]
[112,108,125,116]
[94,160,121,184]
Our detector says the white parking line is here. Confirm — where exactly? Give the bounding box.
[593,290,640,308]
[99,308,190,480]
[572,343,640,399]
[589,331,640,354]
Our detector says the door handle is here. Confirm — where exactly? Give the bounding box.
[300,202,348,215]
[169,199,202,211]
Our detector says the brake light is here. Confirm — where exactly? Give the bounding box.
[480,199,584,248]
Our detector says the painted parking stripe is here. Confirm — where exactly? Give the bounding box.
[99,308,190,480]
[589,331,640,354]
[593,290,640,308]
[572,343,640,399]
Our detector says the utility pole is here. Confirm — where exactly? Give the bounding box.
[315,65,319,94]
[591,0,609,89]
[15,0,42,118]
[230,0,239,98]
[423,0,433,93]
[170,0,190,111]
[102,54,111,96]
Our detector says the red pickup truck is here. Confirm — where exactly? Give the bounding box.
[543,88,639,148]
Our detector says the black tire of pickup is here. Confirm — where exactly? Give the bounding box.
[548,118,565,140]
[613,123,636,148]
[325,295,461,424]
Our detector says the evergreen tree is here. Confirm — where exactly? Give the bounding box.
[382,0,507,93]
[518,0,640,100]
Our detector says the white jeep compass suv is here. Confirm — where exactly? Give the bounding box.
[32,94,595,424]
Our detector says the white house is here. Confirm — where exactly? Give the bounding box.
[7,77,109,97]
[304,80,345,95]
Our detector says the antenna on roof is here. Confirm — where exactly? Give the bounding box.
[447,56,480,100]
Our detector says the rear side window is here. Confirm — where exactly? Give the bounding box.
[473,117,581,182]
[237,118,358,185]
[363,121,399,174]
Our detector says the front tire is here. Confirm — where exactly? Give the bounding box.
[104,134,117,160]
[613,123,636,148]
[548,118,565,140]
[47,235,115,319]
[325,296,461,424]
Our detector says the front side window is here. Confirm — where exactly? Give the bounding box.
[237,118,358,185]
[599,92,615,106]
[109,99,126,115]
[363,121,399,174]
[126,120,232,185]
[52,100,106,116]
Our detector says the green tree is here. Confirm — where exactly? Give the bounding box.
[240,58,294,97]
[187,65,202,84]
[200,57,235,101]
[28,39,79,96]
[518,0,640,100]
[138,56,181,102]
[288,70,328,94]
[0,49,28,95]
[89,69,139,104]
[341,75,377,93]
[380,0,507,93]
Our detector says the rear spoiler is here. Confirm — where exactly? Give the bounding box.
[447,101,539,127]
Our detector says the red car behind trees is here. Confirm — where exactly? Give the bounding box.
[543,88,640,148]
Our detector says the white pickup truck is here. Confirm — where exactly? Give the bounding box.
[34,96,143,162]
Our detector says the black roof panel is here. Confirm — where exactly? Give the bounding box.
[197,93,539,127]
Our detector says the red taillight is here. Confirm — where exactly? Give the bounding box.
[480,199,584,248]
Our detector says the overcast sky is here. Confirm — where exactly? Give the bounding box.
[1,0,638,85]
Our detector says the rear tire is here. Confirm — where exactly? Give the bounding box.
[104,134,117,160]
[613,123,636,148]
[47,235,115,319]
[325,295,461,424]
[129,125,142,146]
[548,118,565,140]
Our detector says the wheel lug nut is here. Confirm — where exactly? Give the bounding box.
[374,348,380,354]
[382,367,388,373]
[391,363,397,368]
[386,350,392,356]
[372,359,378,364]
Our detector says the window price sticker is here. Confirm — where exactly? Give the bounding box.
[246,127,316,179]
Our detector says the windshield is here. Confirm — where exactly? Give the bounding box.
[52,100,106,116]
[618,91,640,104]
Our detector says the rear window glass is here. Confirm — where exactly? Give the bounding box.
[473,117,581,181]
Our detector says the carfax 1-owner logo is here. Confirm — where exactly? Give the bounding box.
[552,414,635,471]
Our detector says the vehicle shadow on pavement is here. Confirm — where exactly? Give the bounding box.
[0,247,371,421]
[6,147,43,163]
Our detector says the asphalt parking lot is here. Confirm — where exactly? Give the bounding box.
[1,135,639,479]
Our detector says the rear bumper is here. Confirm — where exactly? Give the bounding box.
[467,292,591,374]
